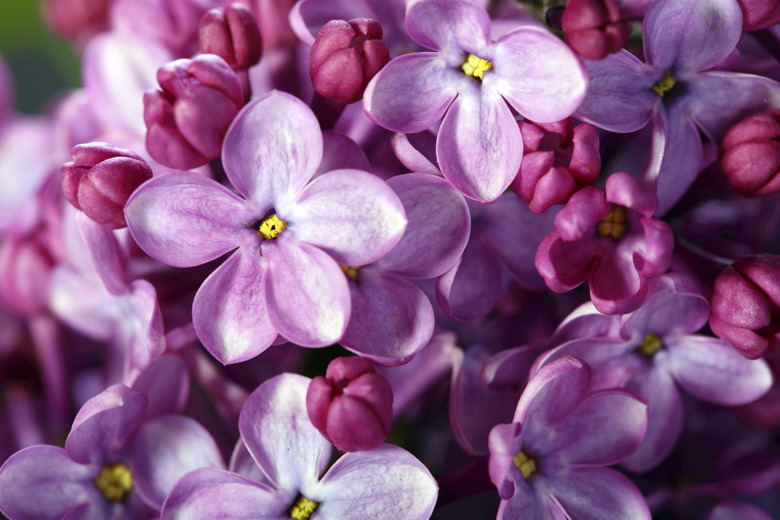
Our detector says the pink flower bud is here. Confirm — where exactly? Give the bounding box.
[199,3,262,70]
[306,356,393,452]
[720,109,780,197]
[710,254,780,359]
[310,18,390,105]
[736,0,780,31]
[61,142,153,229]
[562,0,631,60]
[511,119,600,213]
[143,54,243,170]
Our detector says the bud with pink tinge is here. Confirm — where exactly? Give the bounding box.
[720,109,780,197]
[199,4,262,70]
[310,18,390,105]
[562,0,631,60]
[306,356,393,452]
[143,54,243,170]
[737,0,780,31]
[62,142,153,229]
[710,254,780,359]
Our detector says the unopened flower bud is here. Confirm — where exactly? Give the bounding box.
[511,119,600,213]
[710,254,780,359]
[306,356,393,452]
[143,54,243,170]
[562,0,631,60]
[199,4,262,70]
[61,142,153,229]
[736,0,780,31]
[310,18,390,105]
[720,109,780,197]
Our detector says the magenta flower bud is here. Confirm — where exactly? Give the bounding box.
[710,254,780,359]
[198,3,262,70]
[306,356,394,452]
[736,0,780,30]
[510,119,600,213]
[61,142,153,229]
[720,109,780,197]
[562,0,631,60]
[309,18,390,105]
[143,54,243,170]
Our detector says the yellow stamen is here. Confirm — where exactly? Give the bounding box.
[597,205,627,240]
[651,71,676,97]
[340,265,361,282]
[638,333,663,357]
[94,463,133,502]
[289,496,319,520]
[513,450,537,480]
[462,53,493,80]
[259,213,288,240]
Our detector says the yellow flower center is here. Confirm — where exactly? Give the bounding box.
[462,53,493,79]
[289,496,319,520]
[597,205,627,240]
[513,450,537,480]
[340,265,361,282]
[638,333,663,357]
[94,462,133,502]
[259,213,288,240]
[651,71,676,97]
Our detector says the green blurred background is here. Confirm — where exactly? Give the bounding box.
[0,1,80,114]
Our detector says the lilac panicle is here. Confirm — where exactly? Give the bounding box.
[199,3,263,70]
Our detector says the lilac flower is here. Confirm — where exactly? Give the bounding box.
[162,372,438,519]
[576,0,780,214]
[125,90,406,363]
[534,273,773,471]
[363,0,588,202]
[488,356,650,519]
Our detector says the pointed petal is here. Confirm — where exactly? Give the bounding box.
[437,88,522,202]
[125,172,254,267]
[192,247,277,364]
[76,213,129,295]
[643,0,742,74]
[314,445,438,520]
[222,90,322,208]
[404,0,489,53]
[363,53,458,133]
[491,26,588,122]
[127,278,166,370]
[285,169,406,266]
[550,467,651,520]
[238,374,331,493]
[515,356,590,425]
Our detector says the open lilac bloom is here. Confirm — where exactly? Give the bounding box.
[364,0,588,202]
[575,0,780,214]
[126,90,406,363]
[162,373,438,520]
[535,273,773,471]
[489,356,650,519]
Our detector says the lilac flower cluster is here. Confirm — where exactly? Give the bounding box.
[0,0,779,518]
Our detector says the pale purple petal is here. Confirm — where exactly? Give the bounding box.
[263,237,350,347]
[238,374,331,493]
[341,269,434,365]
[490,26,588,123]
[390,131,440,176]
[192,246,277,364]
[404,0,489,54]
[622,276,709,338]
[161,468,289,520]
[643,0,742,74]
[222,90,322,208]
[49,266,120,340]
[514,356,590,425]
[131,355,189,418]
[0,446,100,520]
[317,131,371,176]
[75,212,129,295]
[665,335,773,405]
[363,53,459,133]
[437,87,522,202]
[127,278,166,370]
[285,169,406,266]
[377,173,470,278]
[575,51,657,133]
[131,415,225,509]
[313,445,438,520]
[550,467,651,520]
[125,172,255,267]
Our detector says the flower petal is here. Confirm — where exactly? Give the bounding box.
[404,0,489,54]
[550,467,651,520]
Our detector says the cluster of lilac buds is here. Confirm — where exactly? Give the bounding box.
[1,0,780,518]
